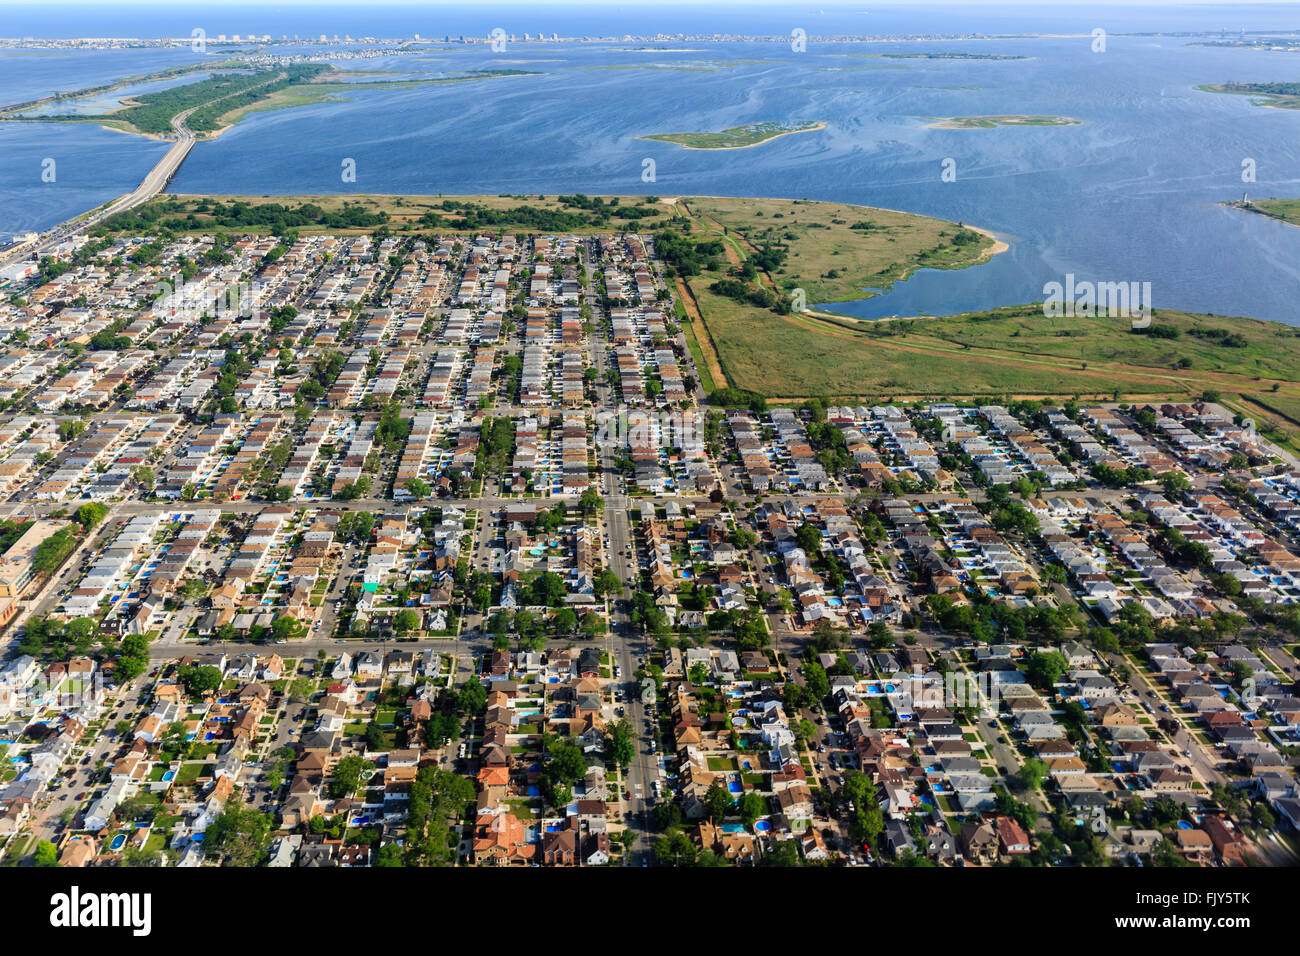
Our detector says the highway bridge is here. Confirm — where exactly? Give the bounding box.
[0,106,197,269]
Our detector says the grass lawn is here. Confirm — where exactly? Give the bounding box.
[142,832,167,854]
[174,763,205,785]
[706,756,739,772]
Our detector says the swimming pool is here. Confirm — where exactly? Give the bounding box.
[753,820,771,833]
[109,834,126,851]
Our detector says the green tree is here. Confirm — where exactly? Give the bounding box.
[703,780,734,821]
[594,569,622,600]
[528,571,566,607]
[1018,757,1048,792]
[552,607,578,635]
[33,840,59,867]
[116,633,151,682]
[73,502,108,529]
[272,615,306,642]
[1026,650,1067,693]
[374,842,405,867]
[738,791,768,825]
[652,827,697,866]
[1157,471,1190,497]
[795,523,822,553]
[604,719,635,773]
[205,804,272,866]
[328,755,374,798]
[544,738,587,786]
[177,664,223,696]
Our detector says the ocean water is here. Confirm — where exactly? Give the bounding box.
[2,4,1300,325]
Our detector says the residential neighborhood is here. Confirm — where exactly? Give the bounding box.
[0,223,1298,870]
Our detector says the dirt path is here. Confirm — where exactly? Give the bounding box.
[674,276,728,390]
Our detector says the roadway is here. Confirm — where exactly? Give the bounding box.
[1,107,197,270]
[1,71,292,272]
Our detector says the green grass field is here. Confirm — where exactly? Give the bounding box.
[1226,197,1300,228]
[674,196,1300,407]
[639,121,825,149]
[680,194,997,304]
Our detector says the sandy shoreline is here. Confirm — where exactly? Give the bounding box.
[967,224,1011,259]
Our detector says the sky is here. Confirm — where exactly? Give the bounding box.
[10,0,1300,6]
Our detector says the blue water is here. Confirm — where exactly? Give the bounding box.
[2,6,1300,322]
[18,72,233,117]
[0,47,201,104]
